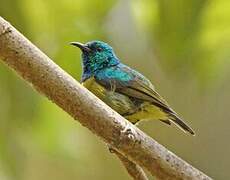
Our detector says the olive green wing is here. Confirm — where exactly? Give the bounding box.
[95,65,172,113]
[95,64,195,135]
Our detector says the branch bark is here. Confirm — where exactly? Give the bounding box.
[0,16,212,180]
[112,149,149,180]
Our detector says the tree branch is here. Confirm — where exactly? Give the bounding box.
[0,16,212,180]
[112,148,149,180]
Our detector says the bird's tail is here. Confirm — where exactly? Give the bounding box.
[170,115,195,136]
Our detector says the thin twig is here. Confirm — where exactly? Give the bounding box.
[112,148,149,180]
[0,16,212,180]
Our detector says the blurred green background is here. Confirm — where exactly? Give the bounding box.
[0,0,230,179]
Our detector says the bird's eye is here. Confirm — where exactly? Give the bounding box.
[97,47,103,52]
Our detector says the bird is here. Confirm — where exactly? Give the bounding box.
[70,40,195,135]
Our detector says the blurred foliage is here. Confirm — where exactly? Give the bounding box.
[0,0,230,179]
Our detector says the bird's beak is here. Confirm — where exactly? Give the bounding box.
[70,42,92,53]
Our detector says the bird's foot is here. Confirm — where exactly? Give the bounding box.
[121,123,136,140]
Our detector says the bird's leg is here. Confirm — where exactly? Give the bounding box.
[120,122,137,141]
[109,80,116,92]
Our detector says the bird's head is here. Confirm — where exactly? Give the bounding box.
[71,40,120,75]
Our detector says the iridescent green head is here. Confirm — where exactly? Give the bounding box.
[71,40,120,79]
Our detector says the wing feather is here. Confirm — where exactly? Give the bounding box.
[95,64,174,114]
[95,64,195,135]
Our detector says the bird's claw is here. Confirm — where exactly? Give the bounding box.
[121,124,135,140]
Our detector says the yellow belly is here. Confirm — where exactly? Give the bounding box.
[82,77,137,116]
[82,77,106,99]
[125,102,167,122]
[82,77,168,123]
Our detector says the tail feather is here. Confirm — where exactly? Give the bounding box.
[160,119,171,125]
[170,116,195,136]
